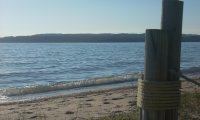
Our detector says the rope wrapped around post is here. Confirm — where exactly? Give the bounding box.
[137,79,181,110]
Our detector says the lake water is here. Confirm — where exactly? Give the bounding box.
[0,42,200,102]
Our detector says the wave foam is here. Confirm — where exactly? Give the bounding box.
[0,73,140,97]
[181,67,200,75]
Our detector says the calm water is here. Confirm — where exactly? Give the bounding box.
[0,42,199,102]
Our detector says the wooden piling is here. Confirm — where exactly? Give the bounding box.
[144,30,168,82]
[161,1,183,119]
[139,29,169,120]
[161,0,184,81]
[139,0,183,120]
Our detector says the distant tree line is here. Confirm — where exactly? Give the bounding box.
[0,33,199,43]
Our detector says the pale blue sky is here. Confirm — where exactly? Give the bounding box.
[0,0,199,37]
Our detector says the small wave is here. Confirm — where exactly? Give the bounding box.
[0,95,8,100]
[0,73,140,97]
[181,67,200,75]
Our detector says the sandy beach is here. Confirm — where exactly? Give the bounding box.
[0,78,199,120]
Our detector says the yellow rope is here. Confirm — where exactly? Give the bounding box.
[137,79,181,110]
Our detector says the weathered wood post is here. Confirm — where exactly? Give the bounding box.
[137,0,183,120]
[161,0,183,82]
[161,0,184,119]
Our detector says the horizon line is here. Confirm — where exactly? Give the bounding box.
[1,32,200,38]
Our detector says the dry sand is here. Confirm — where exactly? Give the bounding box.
[0,79,199,120]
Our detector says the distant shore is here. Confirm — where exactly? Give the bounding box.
[0,33,200,43]
[0,78,199,120]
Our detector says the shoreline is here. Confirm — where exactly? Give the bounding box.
[0,86,135,106]
[0,79,199,120]
[0,81,136,104]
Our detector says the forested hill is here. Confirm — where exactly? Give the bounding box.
[0,34,200,43]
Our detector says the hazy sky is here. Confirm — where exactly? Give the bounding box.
[0,0,200,37]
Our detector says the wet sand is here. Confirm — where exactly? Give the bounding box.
[0,79,199,120]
